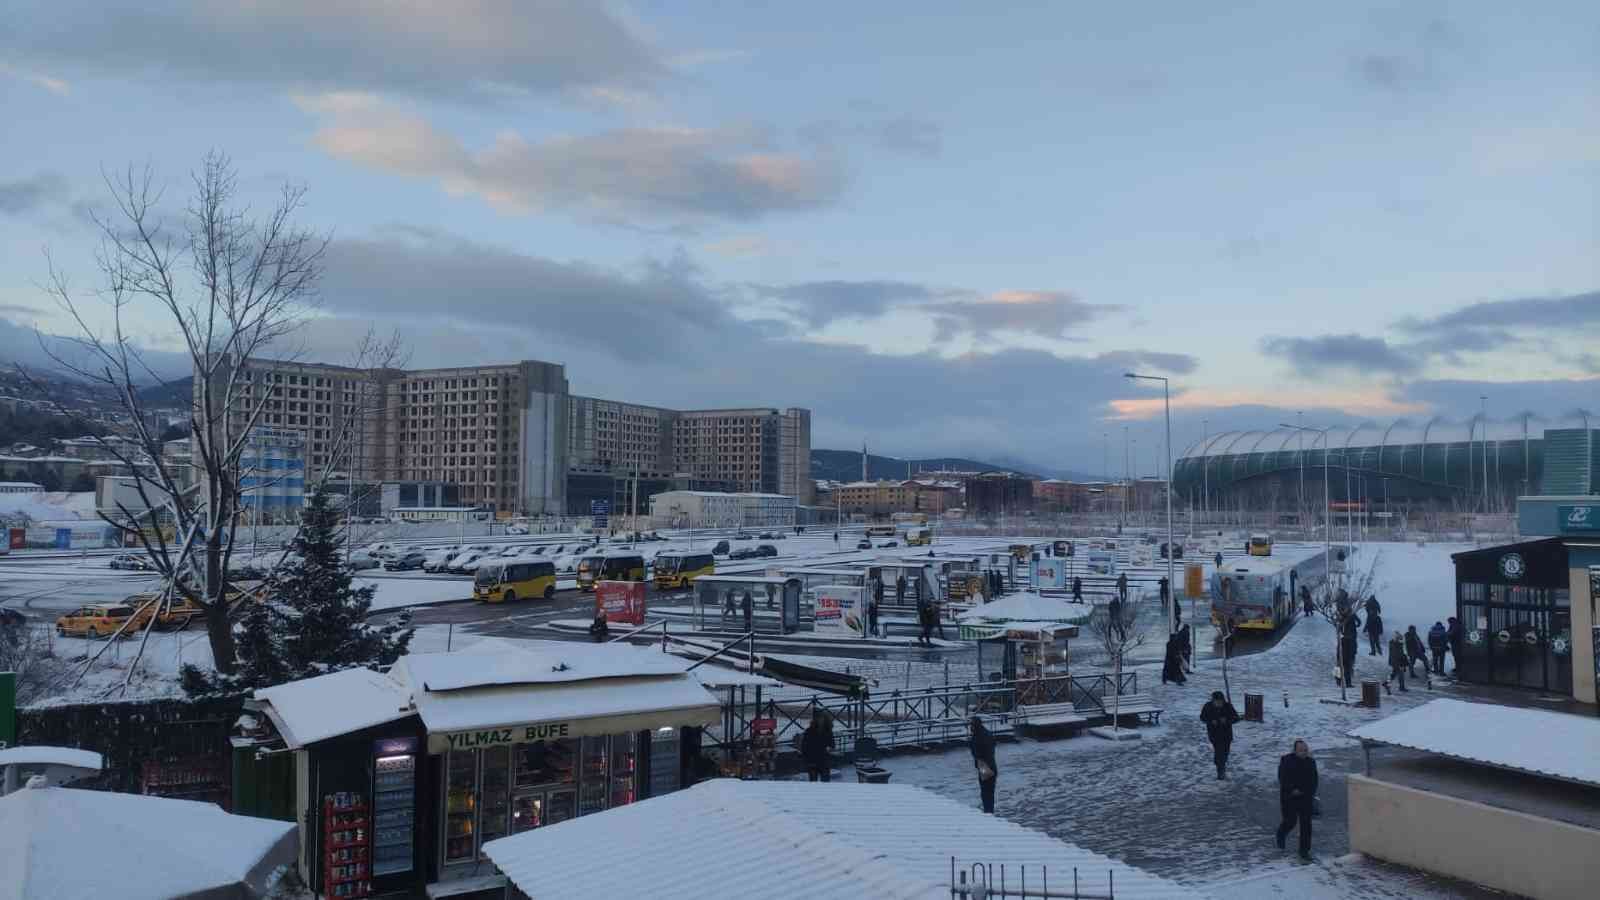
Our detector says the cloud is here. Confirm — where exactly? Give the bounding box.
[299,96,846,223]
[799,115,944,158]
[1261,333,1423,376]
[927,291,1121,341]
[1404,290,1600,334]
[6,0,664,101]
[0,316,191,381]
[0,173,70,215]
[701,236,773,259]
[0,62,70,95]
[759,281,945,327]
[1351,18,1461,93]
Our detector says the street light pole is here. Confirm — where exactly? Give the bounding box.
[1126,373,1176,632]
[1282,422,1332,588]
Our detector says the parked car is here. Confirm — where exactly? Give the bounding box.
[56,604,138,639]
[123,593,201,632]
[770,532,786,540]
[347,550,382,571]
[422,546,459,573]
[384,550,428,571]
[108,553,152,571]
[856,539,873,549]
[449,550,491,574]
[712,540,731,556]
[758,532,774,540]
[504,522,529,535]
[878,541,898,549]
[754,544,778,558]
[728,546,759,560]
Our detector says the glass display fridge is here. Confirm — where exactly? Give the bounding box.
[371,738,418,877]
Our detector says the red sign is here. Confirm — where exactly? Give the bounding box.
[751,718,776,736]
[7,528,23,550]
[596,580,646,626]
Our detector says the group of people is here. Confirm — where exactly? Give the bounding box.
[1336,594,1465,691]
[1198,693,1319,861]
[1161,623,1193,684]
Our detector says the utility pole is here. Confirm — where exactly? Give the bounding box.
[1201,417,1208,525]
[1126,373,1177,631]
[1480,395,1488,515]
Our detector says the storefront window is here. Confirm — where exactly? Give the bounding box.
[649,728,681,797]
[444,751,477,864]
[513,740,574,788]
[578,737,609,816]
[478,746,510,853]
[610,734,637,808]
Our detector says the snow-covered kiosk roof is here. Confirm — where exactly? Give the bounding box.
[483,779,1207,900]
[0,784,296,900]
[956,592,1092,640]
[1349,698,1600,788]
[252,666,414,749]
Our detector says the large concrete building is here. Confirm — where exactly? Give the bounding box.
[198,356,809,517]
[648,490,796,528]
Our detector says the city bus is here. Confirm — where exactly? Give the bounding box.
[905,526,932,546]
[1210,547,1330,632]
[653,551,715,590]
[576,552,646,591]
[474,560,557,603]
[865,524,898,538]
[1247,533,1274,557]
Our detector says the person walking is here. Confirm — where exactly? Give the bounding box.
[741,590,754,633]
[873,577,885,619]
[917,597,933,646]
[1404,626,1426,677]
[1275,739,1318,861]
[1364,609,1384,656]
[1200,692,1240,779]
[1340,612,1361,688]
[1072,576,1083,603]
[833,531,839,546]
[801,711,832,782]
[1215,551,1224,569]
[1427,621,1448,675]
[1300,585,1314,618]
[1365,595,1382,617]
[895,574,907,606]
[1178,623,1194,672]
[1446,617,1464,673]
[866,590,879,639]
[1116,572,1129,604]
[969,716,998,813]
[1385,632,1409,692]
[1161,633,1187,685]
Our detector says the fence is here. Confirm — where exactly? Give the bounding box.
[707,671,1138,760]
[951,858,1120,899]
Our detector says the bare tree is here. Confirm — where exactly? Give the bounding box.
[1308,549,1384,702]
[0,623,71,706]
[1085,597,1149,734]
[26,153,399,679]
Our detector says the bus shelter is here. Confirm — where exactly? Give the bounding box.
[959,593,1090,684]
[692,575,802,634]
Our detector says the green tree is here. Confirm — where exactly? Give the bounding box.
[183,487,412,694]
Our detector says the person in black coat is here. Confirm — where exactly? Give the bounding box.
[866,591,880,639]
[1365,595,1382,616]
[1178,623,1193,671]
[1446,617,1464,673]
[917,598,934,646]
[1340,613,1361,687]
[1161,633,1187,685]
[1364,610,1384,656]
[1301,585,1314,617]
[969,716,998,813]
[1116,572,1129,603]
[1072,577,1083,603]
[801,711,832,782]
[1276,740,1318,860]
[741,590,754,632]
[588,612,609,643]
[1427,621,1448,675]
[895,574,907,605]
[1200,691,1241,779]
[1405,626,1426,677]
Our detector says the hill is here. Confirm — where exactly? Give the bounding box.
[811,449,1036,483]
[136,375,193,409]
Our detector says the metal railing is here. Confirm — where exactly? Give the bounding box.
[951,859,1117,899]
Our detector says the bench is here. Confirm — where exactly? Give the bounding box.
[856,712,1011,752]
[1015,702,1091,734]
[1101,693,1163,725]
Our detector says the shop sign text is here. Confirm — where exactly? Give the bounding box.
[442,721,572,750]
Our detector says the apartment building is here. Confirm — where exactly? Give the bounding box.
[832,479,960,518]
[199,356,807,517]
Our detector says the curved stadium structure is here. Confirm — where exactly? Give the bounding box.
[1172,416,1598,510]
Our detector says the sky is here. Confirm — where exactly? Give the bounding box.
[1,1,1596,477]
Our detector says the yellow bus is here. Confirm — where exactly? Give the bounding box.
[474,560,558,603]
[1247,533,1274,557]
[865,524,897,538]
[576,553,646,591]
[905,527,932,546]
[653,551,715,590]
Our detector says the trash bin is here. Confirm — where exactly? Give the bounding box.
[1243,692,1264,722]
[1360,680,1381,708]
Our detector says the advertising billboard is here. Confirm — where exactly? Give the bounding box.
[813,586,865,637]
[595,580,646,626]
[1031,558,1066,590]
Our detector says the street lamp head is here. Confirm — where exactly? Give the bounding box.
[1123,372,1137,380]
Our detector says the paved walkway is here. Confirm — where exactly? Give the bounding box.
[871,614,1511,896]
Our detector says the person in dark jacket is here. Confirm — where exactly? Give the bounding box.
[1301,585,1314,617]
[741,590,753,632]
[1116,573,1129,603]
[588,612,609,642]
[1340,613,1361,687]
[1200,691,1241,779]
[1365,595,1382,617]
[1427,621,1448,675]
[1178,623,1194,671]
[1405,626,1426,677]
[873,577,885,614]
[917,598,934,646]
[895,574,907,605]
[801,711,832,781]
[1364,610,1384,656]
[969,716,998,813]
[1215,551,1224,569]
[1446,617,1464,673]
[1276,739,1318,860]
[1385,632,1409,692]
[1072,577,1083,603]
[1161,633,1187,685]
[866,591,880,639]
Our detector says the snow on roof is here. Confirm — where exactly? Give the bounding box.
[252,666,413,749]
[0,785,297,900]
[0,482,43,490]
[0,747,102,771]
[483,780,1204,900]
[409,673,719,737]
[1348,699,1600,788]
[394,639,687,692]
[958,592,1094,624]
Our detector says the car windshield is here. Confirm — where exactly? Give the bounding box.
[475,565,502,586]
[657,556,681,575]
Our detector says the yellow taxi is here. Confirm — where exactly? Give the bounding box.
[125,593,203,632]
[55,604,138,639]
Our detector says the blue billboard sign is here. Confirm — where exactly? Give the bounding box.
[1557,505,1600,533]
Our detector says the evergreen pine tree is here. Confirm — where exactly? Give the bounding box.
[183,486,412,695]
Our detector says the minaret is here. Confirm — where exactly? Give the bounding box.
[861,441,868,482]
